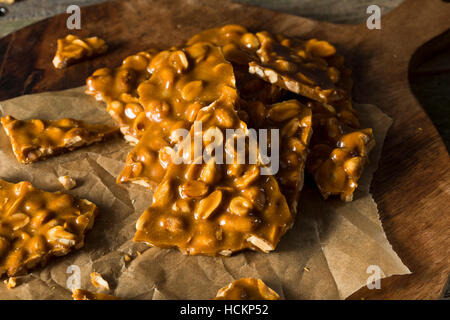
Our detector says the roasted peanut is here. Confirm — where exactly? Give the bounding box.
[195,190,222,220]
[229,196,252,216]
[180,181,209,198]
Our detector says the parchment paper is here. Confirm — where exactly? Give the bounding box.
[0,87,410,300]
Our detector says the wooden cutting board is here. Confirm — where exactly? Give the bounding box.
[0,0,449,299]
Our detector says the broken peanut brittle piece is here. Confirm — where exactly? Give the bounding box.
[85,50,158,142]
[72,288,119,300]
[214,278,281,300]
[116,123,169,189]
[242,99,312,214]
[0,179,97,277]
[1,116,118,164]
[308,128,375,202]
[249,31,347,106]
[187,25,285,105]
[90,272,110,290]
[117,43,238,189]
[5,276,16,289]
[134,99,293,256]
[53,34,107,69]
[58,175,77,190]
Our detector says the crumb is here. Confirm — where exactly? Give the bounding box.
[124,254,132,262]
[131,199,136,205]
[90,272,110,291]
[303,267,310,272]
[58,175,77,190]
[136,251,142,256]
[6,277,16,289]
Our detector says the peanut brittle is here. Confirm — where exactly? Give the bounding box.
[187,27,312,211]
[117,43,238,188]
[187,25,285,105]
[187,24,257,65]
[52,34,108,69]
[248,31,348,106]
[72,289,119,300]
[90,272,110,290]
[1,116,118,164]
[0,179,97,277]
[134,99,293,256]
[189,26,348,106]
[116,123,168,189]
[215,27,373,202]
[242,99,312,214]
[271,36,375,201]
[86,50,158,142]
[308,126,375,202]
[277,35,354,110]
[214,278,281,300]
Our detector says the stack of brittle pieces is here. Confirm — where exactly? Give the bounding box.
[86,25,375,257]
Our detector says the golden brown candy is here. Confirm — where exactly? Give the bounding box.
[249,31,347,105]
[214,278,281,300]
[0,179,97,277]
[117,43,238,189]
[116,123,169,189]
[134,99,293,255]
[270,36,372,202]
[53,34,107,69]
[85,50,158,141]
[1,116,118,164]
[72,289,119,300]
[308,128,375,201]
[242,99,312,214]
[187,25,285,105]
[188,26,311,211]
[90,272,110,290]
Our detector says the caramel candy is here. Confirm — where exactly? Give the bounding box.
[189,26,348,106]
[72,289,119,300]
[187,25,285,105]
[85,50,158,140]
[117,43,238,188]
[275,37,373,201]
[90,272,110,290]
[214,278,281,300]
[116,123,168,189]
[242,99,312,214]
[52,34,107,69]
[249,31,347,106]
[0,179,97,277]
[5,276,16,289]
[308,128,375,202]
[1,116,118,164]
[58,176,77,190]
[137,42,237,130]
[187,24,255,65]
[134,99,293,255]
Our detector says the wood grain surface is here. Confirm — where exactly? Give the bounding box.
[0,0,449,299]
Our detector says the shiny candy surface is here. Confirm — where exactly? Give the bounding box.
[0,179,97,277]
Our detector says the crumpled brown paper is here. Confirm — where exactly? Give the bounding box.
[0,86,410,300]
